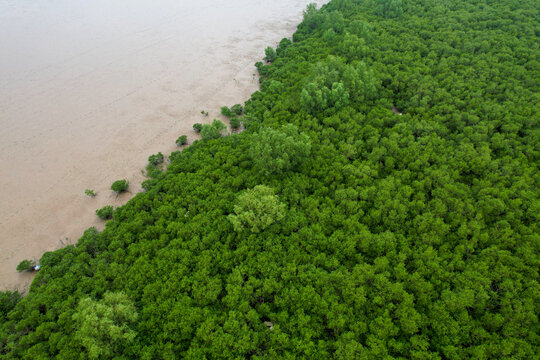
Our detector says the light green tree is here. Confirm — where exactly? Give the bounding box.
[72,292,138,359]
[228,185,285,233]
[301,57,376,114]
[250,124,311,176]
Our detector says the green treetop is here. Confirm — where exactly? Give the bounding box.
[250,124,311,176]
[228,185,286,233]
[72,292,138,359]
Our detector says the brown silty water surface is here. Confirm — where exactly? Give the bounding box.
[0,0,327,291]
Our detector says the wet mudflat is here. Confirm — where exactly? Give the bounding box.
[0,0,326,291]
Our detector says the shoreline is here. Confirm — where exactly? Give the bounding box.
[0,0,326,292]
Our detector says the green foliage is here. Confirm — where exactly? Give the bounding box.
[110,179,129,193]
[147,152,164,166]
[349,19,371,40]
[302,2,320,30]
[229,117,241,130]
[220,106,235,118]
[176,135,188,146]
[15,259,35,272]
[300,57,377,114]
[2,0,539,358]
[231,104,243,115]
[376,0,403,18]
[95,205,113,220]
[193,123,203,133]
[323,11,345,34]
[0,291,20,323]
[255,61,272,80]
[250,124,311,176]
[145,164,162,179]
[200,119,227,141]
[265,79,284,94]
[228,185,285,233]
[72,292,138,359]
[276,37,292,56]
[84,189,96,197]
[264,46,277,62]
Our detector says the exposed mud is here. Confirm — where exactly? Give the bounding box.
[0,0,326,291]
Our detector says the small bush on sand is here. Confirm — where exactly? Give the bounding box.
[16,259,36,272]
[111,180,129,194]
[176,135,188,146]
[84,189,96,197]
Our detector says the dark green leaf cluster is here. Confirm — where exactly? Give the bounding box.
[15,260,35,273]
[231,104,243,116]
[223,105,243,130]
[147,152,164,166]
[0,291,20,323]
[110,180,129,193]
[264,47,277,63]
[1,0,539,359]
[229,117,241,130]
[220,106,235,118]
[376,0,403,18]
[200,119,227,141]
[95,205,114,220]
[176,135,188,146]
[193,123,203,133]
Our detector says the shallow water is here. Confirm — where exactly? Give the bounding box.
[0,0,326,291]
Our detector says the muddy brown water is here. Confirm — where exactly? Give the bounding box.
[0,0,326,292]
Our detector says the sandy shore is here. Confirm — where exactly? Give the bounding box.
[0,0,326,292]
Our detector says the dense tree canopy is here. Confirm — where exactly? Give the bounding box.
[1,0,538,358]
[250,124,311,176]
[228,185,286,233]
[72,292,138,359]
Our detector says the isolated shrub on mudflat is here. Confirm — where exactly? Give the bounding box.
[176,135,188,146]
[111,180,129,194]
[16,259,36,272]
[84,189,96,197]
